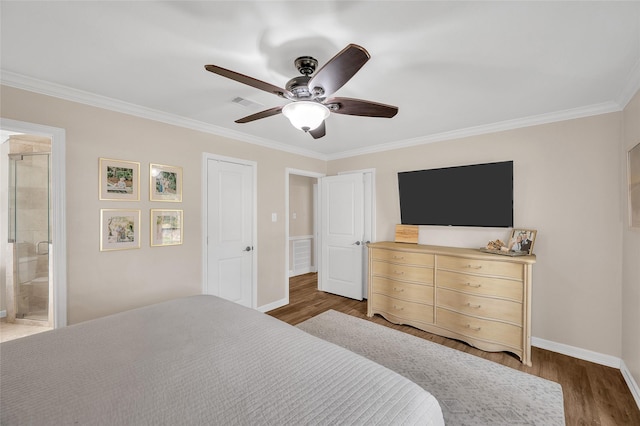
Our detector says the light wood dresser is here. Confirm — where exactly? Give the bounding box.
[367,241,536,366]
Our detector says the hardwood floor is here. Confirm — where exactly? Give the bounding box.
[268,273,640,426]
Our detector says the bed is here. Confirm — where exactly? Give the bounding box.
[0,295,443,425]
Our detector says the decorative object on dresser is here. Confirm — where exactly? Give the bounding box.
[367,242,535,366]
[482,229,537,257]
[394,224,419,244]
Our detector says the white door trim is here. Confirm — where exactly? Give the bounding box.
[202,152,258,308]
[1,118,67,328]
[284,168,325,307]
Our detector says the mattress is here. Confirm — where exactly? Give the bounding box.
[0,295,443,425]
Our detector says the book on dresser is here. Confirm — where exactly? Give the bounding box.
[367,241,536,366]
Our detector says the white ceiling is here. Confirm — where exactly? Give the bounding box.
[1,1,639,160]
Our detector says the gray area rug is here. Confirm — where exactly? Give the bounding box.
[297,310,565,426]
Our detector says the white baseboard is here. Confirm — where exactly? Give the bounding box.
[532,336,640,411]
[0,310,6,318]
[531,336,621,368]
[621,360,640,410]
[257,297,288,313]
[289,267,317,277]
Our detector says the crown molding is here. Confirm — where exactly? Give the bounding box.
[617,58,640,109]
[0,70,328,161]
[2,70,629,162]
[327,101,622,160]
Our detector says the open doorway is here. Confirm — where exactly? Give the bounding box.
[284,168,376,305]
[0,118,67,335]
[285,169,324,305]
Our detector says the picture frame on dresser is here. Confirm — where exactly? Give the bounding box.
[628,141,640,229]
[508,229,536,254]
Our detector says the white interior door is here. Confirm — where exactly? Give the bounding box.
[319,173,364,300]
[206,158,254,308]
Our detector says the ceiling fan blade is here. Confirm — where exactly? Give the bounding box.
[234,106,284,124]
[327,97,398,118]
[309,121,326,139]
[205,64,291,98]
[308,44,370,98]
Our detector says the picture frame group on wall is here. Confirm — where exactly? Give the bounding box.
[628,141,640,229]
[150,163,183,202]
[100,209,141,251]
[98,158,184,251]
[99,158,140,201]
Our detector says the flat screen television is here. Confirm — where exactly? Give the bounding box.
[398,161,513,227]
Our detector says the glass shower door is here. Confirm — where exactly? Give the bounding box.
[8,153,51,322]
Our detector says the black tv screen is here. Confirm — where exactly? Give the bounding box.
[398,161,513,227]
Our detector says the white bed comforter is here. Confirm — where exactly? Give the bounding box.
[1,295,443,425]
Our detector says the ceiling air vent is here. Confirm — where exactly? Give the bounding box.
[231,96,263,109]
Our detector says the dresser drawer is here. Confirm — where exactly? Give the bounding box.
[436,308,522,349]
[436,288,522,325]
[371,249,435,267]
[437,270,523,301]
[438,255,522,280]
[372,294,434,324]
[371,260,433,284]
[372,277,434,304]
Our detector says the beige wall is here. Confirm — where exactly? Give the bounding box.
[0,85,326,323]
[622,90,640,387]
[328,112,624,358]
[289,175,315,237]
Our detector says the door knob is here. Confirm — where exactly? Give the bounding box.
[244,246,252,252]
[353,241,361,245]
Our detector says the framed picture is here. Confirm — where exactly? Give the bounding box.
[150,163,182,202]
[99,158,140,201]
[150,209,183,246]
[100,209,141,251]
[507,229,537,255]
[628,141,640,229]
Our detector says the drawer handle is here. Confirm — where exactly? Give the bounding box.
[466,324,482,331]
[465,264,483,270]
[465,282,482,288]
[393,305,405,311]
[393,287,405,292]
[392,255,405,260]
[466,303,482,309]
[393,270,405,275]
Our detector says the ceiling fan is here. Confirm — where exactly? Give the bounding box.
[204,44,398,139]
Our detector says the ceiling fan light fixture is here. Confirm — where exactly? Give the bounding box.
[282,101,330,132]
